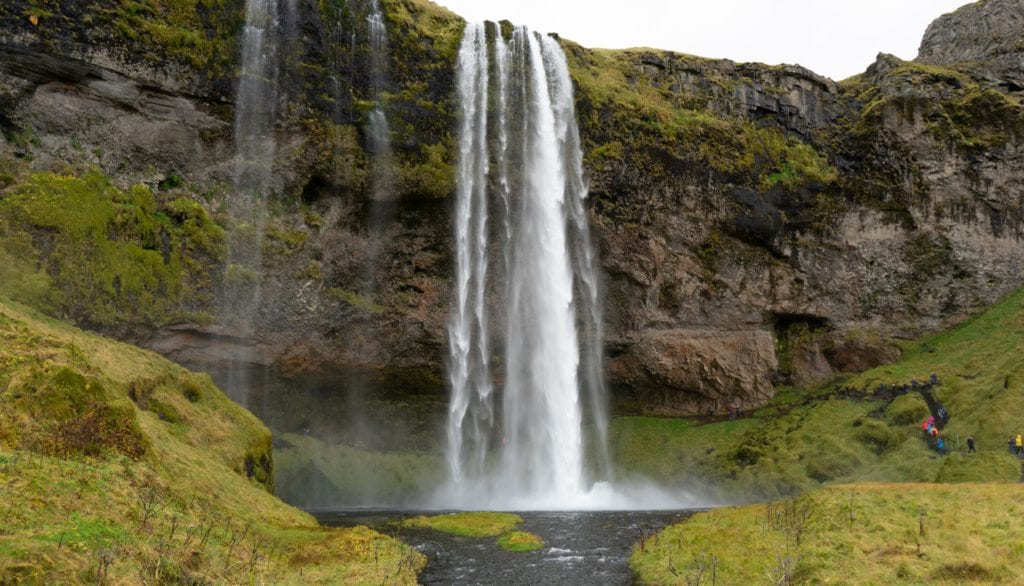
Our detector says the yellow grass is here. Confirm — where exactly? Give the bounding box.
[633,483,1024,584]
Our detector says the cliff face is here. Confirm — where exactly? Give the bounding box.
[918,0,1024,89]
[0,0,1021,415]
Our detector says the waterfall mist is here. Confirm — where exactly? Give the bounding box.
[440,22,671,510]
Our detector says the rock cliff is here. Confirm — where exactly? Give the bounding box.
[0,0,1021,415]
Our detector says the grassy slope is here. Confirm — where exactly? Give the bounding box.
[630,288,1024,582]
[0,297,423,584]
[633,483,1024,584]
[612,288,1024,502]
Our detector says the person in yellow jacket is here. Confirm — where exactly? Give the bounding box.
[1016,434,1023,456]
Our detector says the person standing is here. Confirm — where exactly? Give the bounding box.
[1016,434,1023,456]
[967,435,976,454]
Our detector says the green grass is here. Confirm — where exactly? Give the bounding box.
[633,483,1024,584]
[402,512,522,537]
[0,296,423,584]
[496,530,544,552]
[611,288,1024,502]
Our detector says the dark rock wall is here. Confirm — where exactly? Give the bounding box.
[0,0,1022,415]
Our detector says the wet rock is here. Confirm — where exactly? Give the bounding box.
[610,329,778,415]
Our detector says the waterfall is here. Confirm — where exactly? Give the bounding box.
[220,0,280,406]
[233,0,279,199]
[366,0,393,202]
[444,22,611,509]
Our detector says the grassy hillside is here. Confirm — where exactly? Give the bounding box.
[0,297,423,584]
[632,483,1024,584]
[612,287,1024,501]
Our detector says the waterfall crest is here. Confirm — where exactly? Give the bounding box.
[443,22,611,510]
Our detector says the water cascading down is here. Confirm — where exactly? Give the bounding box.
[366,0,393,199]
[444,22,611,509]
[222,0,281,404]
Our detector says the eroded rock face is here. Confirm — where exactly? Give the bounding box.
[917,0,1024,89]
[610,329,778,414]
[0,45,233,185]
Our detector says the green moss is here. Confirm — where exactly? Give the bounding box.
[497,530,544,552]
[327,287,386,313]
[759,139,837,190]
[567,46,836,193]
[396,141,455,199]
[91,0,242,72]
[0,168,225,331]
[403,512,523,537]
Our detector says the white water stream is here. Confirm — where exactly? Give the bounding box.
[443,23,627,510]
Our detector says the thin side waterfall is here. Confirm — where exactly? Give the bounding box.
[443,22,615,509]
[363,0,394,294]
[221,0,280,405]
[366,0,393,203]
[233,0,279,199]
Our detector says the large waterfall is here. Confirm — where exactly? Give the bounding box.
[443,22,612,509]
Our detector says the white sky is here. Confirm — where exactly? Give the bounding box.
[433,0,973,80]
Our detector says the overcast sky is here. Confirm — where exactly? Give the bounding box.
[433,0,973,80]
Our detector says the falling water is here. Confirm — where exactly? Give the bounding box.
[221,0,280,405]
[365,0,393,203]
[443,23,613,509]
[233,0,279,200]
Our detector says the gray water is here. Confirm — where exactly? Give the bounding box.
[315,510,693,585]
[444,22,611,509]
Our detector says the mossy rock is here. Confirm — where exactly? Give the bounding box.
[402,512,522,537]
[0,167,225,332]
[496,530,544,552]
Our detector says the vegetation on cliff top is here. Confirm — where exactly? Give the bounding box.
[632,483,1024,584]
[566,46,837,194]
[613,286,1024,502]
[846,56,1024,154]
[0,0,243,72]
[0,296,423,583]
